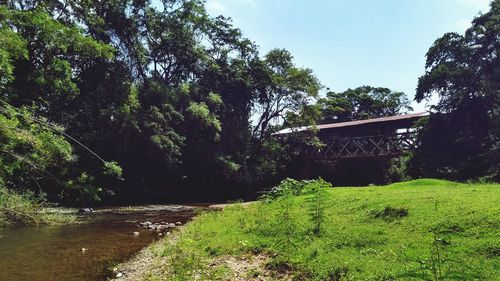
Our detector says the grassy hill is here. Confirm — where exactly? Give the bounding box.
[143,179,500,280]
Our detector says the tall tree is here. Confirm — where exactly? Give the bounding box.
[0,0,325,202]
[252,49,321,139]
[409,1,499,181]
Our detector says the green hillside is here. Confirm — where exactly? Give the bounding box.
[149,179,500,280]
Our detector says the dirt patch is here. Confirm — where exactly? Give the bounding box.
[109,240,160,280]
[110,236,292,281]
[210,254,292,281]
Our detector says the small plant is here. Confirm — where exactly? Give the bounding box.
[305,182,329,236]
[274,194,298,252]
[419,201,450,281]
[429,230,445,281]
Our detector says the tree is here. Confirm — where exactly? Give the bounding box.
[0,5,114,115]
[0,0,326,202]
[0,104,72,194]
[252,49,321,139]
[317,86,412,124]
[409,1,499,181]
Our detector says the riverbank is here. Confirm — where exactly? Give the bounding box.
[111,179,500,280]
[0,185,75,227]
[0,203,195,281]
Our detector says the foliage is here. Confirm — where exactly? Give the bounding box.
[410,1,500,181]
[387,154,412,182]
[0,179,74,227]
[262,178,332,200]
[252,49,321,139]
[0,100,124,204]
[317,86,412,123]
[0,0,497,206]
[103,161,123,179]
[0,104,73,192]
[0,0,328,201]
[149,179,500,280]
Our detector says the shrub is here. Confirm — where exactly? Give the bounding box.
[262,178,332,200]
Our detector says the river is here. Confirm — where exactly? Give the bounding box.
[0,205,196,281]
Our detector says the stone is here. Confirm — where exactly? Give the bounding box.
[175,221,182,225]
[78,208,94,213]
[116,272,123,278]
[132,231,140,236]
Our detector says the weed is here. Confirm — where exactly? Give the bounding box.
[305,183,328,236]
[428,231,445,281]
[419,201,452,281]
[274,195,298,252]
[327,266,349,281]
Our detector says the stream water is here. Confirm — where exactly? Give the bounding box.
[0,205,196,281]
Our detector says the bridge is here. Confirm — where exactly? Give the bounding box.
[274,112,427,160]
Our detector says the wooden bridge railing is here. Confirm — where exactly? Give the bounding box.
[301,131,417,160]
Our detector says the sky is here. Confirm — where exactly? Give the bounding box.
[203,0,493,112]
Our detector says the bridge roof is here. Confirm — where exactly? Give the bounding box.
[274,112,427,135]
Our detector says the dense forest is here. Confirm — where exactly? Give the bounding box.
[0,0,498,205]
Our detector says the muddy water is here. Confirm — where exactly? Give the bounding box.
[0,205,195,281]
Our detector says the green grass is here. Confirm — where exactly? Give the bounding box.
[0,185,74,227]
[153,179,500,280]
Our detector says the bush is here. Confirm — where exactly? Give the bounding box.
[262,178,332,200]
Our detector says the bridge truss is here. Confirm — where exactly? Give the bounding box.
[301,131,417,160]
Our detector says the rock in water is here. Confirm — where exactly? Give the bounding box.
[78,208,94,213]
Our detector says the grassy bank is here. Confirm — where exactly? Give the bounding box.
[120,179,500,280]
[0,185,74,227]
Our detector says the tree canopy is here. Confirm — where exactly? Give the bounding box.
[409,1,499,181]
[0,0,325,202]
[0,0,498,205]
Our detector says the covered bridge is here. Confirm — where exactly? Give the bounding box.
[274,112,427,160]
